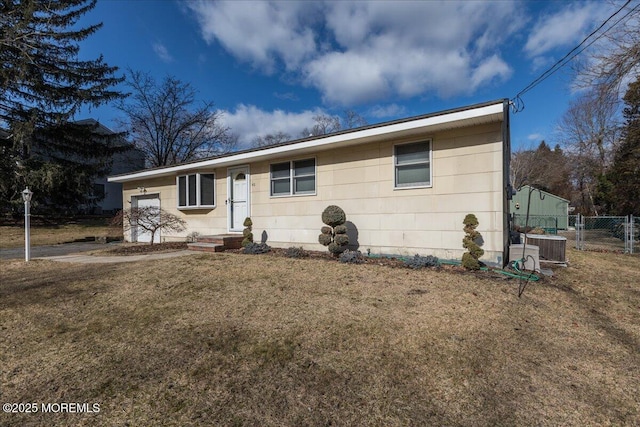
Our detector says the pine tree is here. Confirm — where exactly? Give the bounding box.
[0,0,125,214]
[608,77,640,215]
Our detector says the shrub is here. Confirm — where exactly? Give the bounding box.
[114,206,186,245]
[186,231,200,243]
[404,254,439,269]
[318,233,332,246]
[321,205,346,227]
[243,242,270,254]
[334,234,349,246]
[334,224,347,234]
[339,249,364,264]
[242,217,254,247]
[327,242,347,255]
[461,253,479,270]
[285,246,309,258]
[462,213,484,270]
[318,205,349,256]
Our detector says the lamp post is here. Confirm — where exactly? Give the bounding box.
[22,187,33,262]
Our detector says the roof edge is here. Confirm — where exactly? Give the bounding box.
[109,99,507,183]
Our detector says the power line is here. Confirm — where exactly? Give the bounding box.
[511,0,636,113]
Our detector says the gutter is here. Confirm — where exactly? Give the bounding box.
[108,100,505,183]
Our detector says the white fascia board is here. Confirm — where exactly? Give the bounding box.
[109,102,503,183]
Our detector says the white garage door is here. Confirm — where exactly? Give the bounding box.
[132,195,160,243]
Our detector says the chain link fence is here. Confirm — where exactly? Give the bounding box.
[512,214,637,254]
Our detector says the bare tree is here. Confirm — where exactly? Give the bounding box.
[575,3,640,99]
[342,110,368,129]
[113,206,186,245]
[300,114,342,137]
[510,142,572,200]
[556,88,620,214]
[117,70,236,167]
[252,111,367,146]
[511,148,538,190]
[252,131,291,148]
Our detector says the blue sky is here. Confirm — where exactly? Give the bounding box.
[76,0,628,151]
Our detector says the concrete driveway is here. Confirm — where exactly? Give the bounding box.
[0,242,121,260]
[42,250,198,263]
[1,242,200,263]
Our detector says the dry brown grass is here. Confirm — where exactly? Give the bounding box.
[1,248,638,426]
[0,219,122,249]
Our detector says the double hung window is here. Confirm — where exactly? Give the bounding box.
[394,141,431,188]
[270,158,316,196]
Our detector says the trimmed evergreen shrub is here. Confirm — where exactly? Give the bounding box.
[339,249,364,264]
[327,242,345,255]
[242,217,254,247]
[318,233,332,246]
[318,205,349,256]
[243,242,270,254]
[334,234,349,246]
[462,213,484,270]
[285,246,309,258]
[404,254,439,269]
[334,224,347,234]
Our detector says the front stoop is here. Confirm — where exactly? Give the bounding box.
[187,234,243,253]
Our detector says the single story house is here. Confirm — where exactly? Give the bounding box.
[510,185,570,231]
[108,99,512,265]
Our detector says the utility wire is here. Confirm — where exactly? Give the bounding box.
[511,0,635,113]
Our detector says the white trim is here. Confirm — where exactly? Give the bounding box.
[131,193,161,244]
[270,157,317,198]
[227,165,250,232]
[393,140,433,189]
[176,172,216,209]
[108,102,504,183]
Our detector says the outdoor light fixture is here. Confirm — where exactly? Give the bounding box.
[22,187,33,262]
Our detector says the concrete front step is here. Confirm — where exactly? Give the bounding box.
[187,242,225,253]
[188,234,243,252]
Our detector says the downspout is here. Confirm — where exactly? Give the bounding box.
[502,99,513,268]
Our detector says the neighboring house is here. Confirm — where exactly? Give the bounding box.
[75,119,146,214]
[109,100,512,265]
[510,185,570,230]
[1,120,144,214]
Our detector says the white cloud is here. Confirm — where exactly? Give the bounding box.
[152,42,173,63]
[187,0,524,105]
[368,103,406,119]
[527,133,543,141]
[524,2,611,57]
[470,55,513,90]
[187,1,317,73]
[219,104,324,148]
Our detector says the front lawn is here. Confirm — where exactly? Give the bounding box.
[0,218,122,249]
[0,249,638,426]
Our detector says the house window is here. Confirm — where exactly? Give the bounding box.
[270,158,316,196]
[394,140,431,188]
[177,173,215,208]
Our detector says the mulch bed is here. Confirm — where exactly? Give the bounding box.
[101,242,535,280]
[104,242,189,255]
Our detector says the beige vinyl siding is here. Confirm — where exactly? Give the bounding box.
[122,122,505,264]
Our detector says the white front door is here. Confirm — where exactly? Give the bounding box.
[228,166,249,231]
[132,195,160,243]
